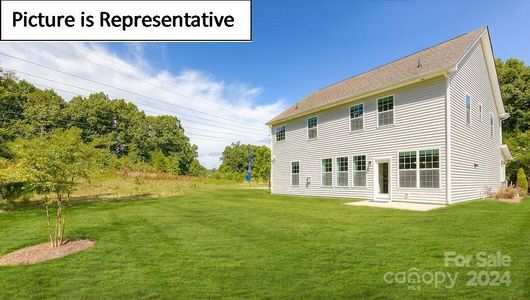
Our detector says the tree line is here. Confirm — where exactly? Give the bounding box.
[495,58,530,186]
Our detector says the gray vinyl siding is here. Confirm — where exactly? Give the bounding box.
[271,77,447,204]
[449,39,502,202]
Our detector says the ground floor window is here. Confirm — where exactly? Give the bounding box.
[399,151,417,188]
[419,149,439,188]
[352,155,367,186]
[399,149,439,188]
[322,158,332,187]
[336,157,349,187]
[291,161,299,186]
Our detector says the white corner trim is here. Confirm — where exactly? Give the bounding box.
[444,72,452,205]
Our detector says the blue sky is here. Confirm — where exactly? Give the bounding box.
[109,0,530,108]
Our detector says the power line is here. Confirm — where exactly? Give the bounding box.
[1,79,269,143]
[0,110,265,144]
[0,51,266,131]
[9,68,267,135]
[43,43,263,123]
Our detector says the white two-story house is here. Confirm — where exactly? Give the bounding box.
[266,27,512,204]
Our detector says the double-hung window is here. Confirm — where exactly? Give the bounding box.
[307,116,318,139]
[466,95,471,125]
[352,155,367,187]
[377,96,394,126]
[399,151,417,188]
[291,161,300,186]
[399,149,439,188]
[350,104,364,131]
[322,158,332,187]
[419,149,440,188]
[275,125,285,141]
[336,157,348,187]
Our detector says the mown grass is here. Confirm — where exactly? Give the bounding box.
[0,189,528,299]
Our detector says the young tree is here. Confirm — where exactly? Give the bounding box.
[11,128,103,247]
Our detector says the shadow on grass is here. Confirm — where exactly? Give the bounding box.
[1,193,156,212]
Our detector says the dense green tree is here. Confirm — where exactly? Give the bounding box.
[495,58,530,133]
[496,58,530,183]
[10,128,104,247]
[188,159,208,177]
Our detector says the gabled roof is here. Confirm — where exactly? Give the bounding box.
[267,27,489,125]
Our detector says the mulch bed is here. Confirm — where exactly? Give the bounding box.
[0,239,95,266]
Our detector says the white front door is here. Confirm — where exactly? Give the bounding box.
[374,158,391,202]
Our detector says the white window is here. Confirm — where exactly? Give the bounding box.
[307,116,317,139]
[478,103,483,122]
[419,149,440,188]
[322,158,332,187]
[275,125,285,141]
[336,157,348,187]
[399,149,439,188]
[377,95,394,126]
[490,113,494,138]
[352,155,367,187]
[399,151,417,188]
[291,161,299,186]
[350,104,364,131]
[465,95,471,125]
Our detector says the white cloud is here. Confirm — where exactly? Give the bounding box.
[0,42,286,168]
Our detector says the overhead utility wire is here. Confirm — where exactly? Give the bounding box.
[43,43,263,123]
[20,81,268,141]
[0,51,265,131]
[7,67,267,135]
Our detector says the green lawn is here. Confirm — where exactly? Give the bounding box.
[0,189,528,299]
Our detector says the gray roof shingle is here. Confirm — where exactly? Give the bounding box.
[267,27,486,125]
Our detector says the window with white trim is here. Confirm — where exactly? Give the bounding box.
[336,157,348,187]
[478,103,483,122]
[352,155,367,187]
[466,95,471,125]
[291,161,299,186]
[419,149,440,188]
[322,158,332,187]
[350,104,364,131]
[307,116,317,139]
[490,113,494,138]
[275,125,285,141]
[399,149,439,188]
[399,151,417,188]
[377,96,394,126]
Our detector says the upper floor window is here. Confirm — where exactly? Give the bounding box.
[275,125,285,141]
[291,161,300,186]
[490,113,494,138]
[352,155,367,187]
[350,104,364,131]
[465,95,471,125]
[377,95,394,126]
[336,157,349,187]
[307,116,318,140]
[419,149,439,188]
[322,158,332,187]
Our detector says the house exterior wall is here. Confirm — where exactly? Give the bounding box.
[448,38,503,202]
[271,77,448,204]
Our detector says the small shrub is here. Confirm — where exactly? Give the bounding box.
[516,168,528,197]
[486,185,523,200]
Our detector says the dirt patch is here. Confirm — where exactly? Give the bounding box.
[0,239,95,266]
